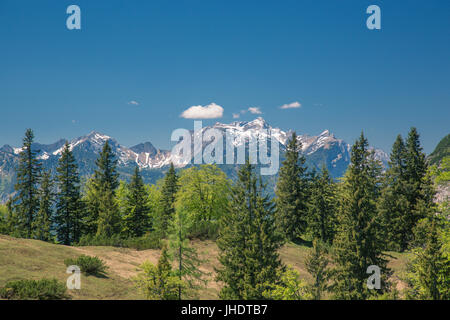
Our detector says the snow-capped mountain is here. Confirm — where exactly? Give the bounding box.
[0,118,388,201]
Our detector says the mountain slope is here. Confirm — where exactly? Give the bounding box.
[428,134,450,166]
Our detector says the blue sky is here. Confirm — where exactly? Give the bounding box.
[0,0,449,154]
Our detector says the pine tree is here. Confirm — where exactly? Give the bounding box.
[216,161,285,299]
[155,163,179,238]
[123,166,151,238]
[54,143,84,245]
[404,128,432,245]
[33,170,54,241]
[332,132,391,300]
[168,209,208,299]
[305,240,330,300]
[12,129,41,238]
[307,165,336,244]
[378,135,410,251]
[85,141,121,237]
[275,132,309,241]
[405,221,449,300]
[134,244,185,300]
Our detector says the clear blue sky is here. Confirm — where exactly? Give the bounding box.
[0,0,449,154]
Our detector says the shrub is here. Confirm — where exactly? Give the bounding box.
[0,279,69,300]
[64,255,108,277]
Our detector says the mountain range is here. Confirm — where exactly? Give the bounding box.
[0,118,389,202]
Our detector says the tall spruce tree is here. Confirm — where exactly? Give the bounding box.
[33,170,54,241]
[12,129,41,238]
[216,161,285,299]
[307,165,336,244]
[155,163,179,238]
[332,132,391,300]
[275,132,309,241]
[404,128,433,246]
[85,141,121,237]
[123,166,151,238]
[54,143,84,245]
[378,135,410,251]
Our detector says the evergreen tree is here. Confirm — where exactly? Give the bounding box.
[134,244,185,300]
[85,141,121,237]
[216,161,285,299]
[12,129,41,238]
[33,170,54,241]
[305,240,330,300]
[404,127,432,245]
[168,209,208,299]
[307,165,336,244]
[378,135,410,251]
[275,132,309,241]
[123,166,151,238]
[155,163,179,238]
[332,132,391,300]
[54,143,84,245]
[405,221,449,300]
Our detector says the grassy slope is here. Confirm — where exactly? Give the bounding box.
[0,235,409,300]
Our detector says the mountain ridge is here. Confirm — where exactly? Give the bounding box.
[0,118,389,202]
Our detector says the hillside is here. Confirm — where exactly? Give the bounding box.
[0,235,409,299]
[428,134,450,166]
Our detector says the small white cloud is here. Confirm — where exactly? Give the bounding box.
[248,107,262,114]
[180,102,224,119]
[128,100,139,106]
[232,113,240,119]
[280,101,301,109]
[71,120,77,124]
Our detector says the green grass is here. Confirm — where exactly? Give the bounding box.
[0,235,142,300]
[0,235,410,300]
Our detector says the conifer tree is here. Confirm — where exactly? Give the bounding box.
[275,132,309,241]
[216,161,285,299]
[404,128,432,244]
[378,135,410,251]
[168,209,208,299]
[332,132,391,300]
[155,163,179,238]
[85,141,121,237]
[307,165,336,244]
[134,244,185,300]
[123,166,151,238]
[54,143,84,245]
[12,129,41,238]
[33,170,54,241]
[405,221,449,300]
[305,240,330,300]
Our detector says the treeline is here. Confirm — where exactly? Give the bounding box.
[0,128,448,300]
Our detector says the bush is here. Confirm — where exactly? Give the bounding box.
[0,279,69,300]
[77,233,161,250]
[64,255,108,277]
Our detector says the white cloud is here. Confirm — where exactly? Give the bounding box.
[128,100,139,106]
[280,101,301,109]
[232,113,240,119]
[248,107,262,114]
[180,102,224,119]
